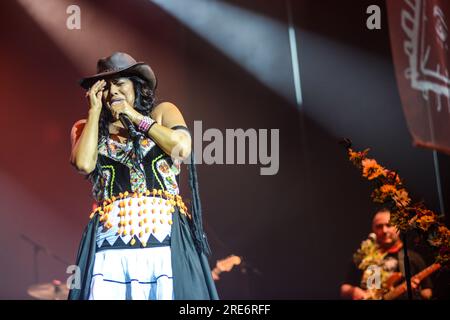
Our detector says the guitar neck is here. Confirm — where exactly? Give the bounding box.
[384,263,441,300]
[415,263,441,281]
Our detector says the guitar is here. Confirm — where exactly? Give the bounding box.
[366,263,440,300]
[383,263,440,300]
[211,255,242,281]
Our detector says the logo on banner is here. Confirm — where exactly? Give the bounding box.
[402,0,450,111]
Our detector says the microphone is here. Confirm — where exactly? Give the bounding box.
[119,114,140,138]
[118,114,145,165]
[368,233,377,242]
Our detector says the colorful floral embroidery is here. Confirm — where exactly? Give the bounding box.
[156,158,180,195]
[151,154,166,190]
[92,136,182,201]
[158,161,170,174]
[94,137,156,199]
[130,164,147,193]
[171,158,181,175]
[91,165,115,202]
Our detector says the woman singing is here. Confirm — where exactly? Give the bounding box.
[68,52,218,300]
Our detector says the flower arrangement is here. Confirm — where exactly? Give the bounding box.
[353,236,391,293]
[353,235,385,270]
[345,144,450,266]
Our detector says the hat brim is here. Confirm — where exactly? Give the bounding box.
[79,62,157,90]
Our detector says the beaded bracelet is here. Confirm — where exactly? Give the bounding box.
[138,116,156,132]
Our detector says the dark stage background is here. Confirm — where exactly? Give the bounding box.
[0,0,449,299]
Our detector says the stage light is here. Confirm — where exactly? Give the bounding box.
[16,0,145,74]
[151,0,302,106]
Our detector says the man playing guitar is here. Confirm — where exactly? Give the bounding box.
[340,208,433,300]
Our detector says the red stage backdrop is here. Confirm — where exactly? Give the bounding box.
[387,0,450,154]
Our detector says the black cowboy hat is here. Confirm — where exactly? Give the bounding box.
[79,52,157,90]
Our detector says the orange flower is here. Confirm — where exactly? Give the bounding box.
[438,225,450,238]
[348,147,450,266]
[371,185,393,204]
[416,215,436,231]
[414,209,438,231]
[349,150,361,162]
[393,189,411,207]
[362,159,385,180]
[429,225,450,247]
[348,148,369,165]
[379,184,397,195]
